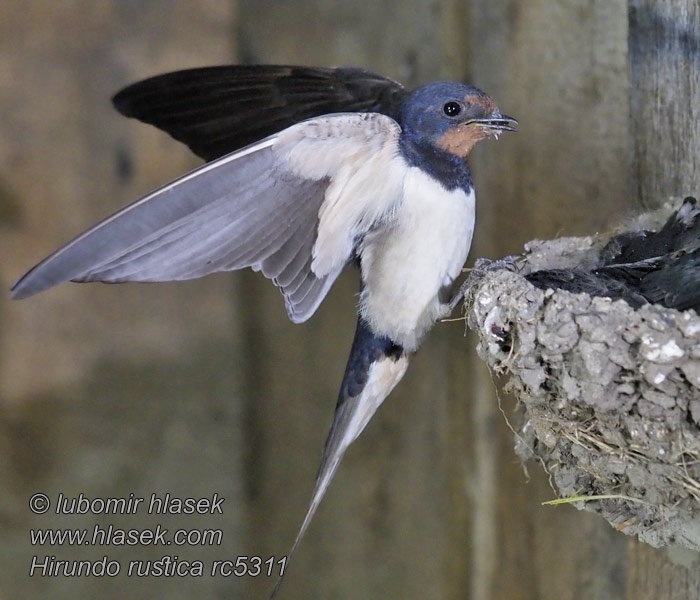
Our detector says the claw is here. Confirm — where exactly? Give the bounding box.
[441,255,522,318]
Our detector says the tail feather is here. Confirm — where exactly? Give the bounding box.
[269,317,409,598]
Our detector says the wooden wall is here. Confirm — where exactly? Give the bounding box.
[466,2,631,599]
[0,3,245,599]
[627,1,700,598]
[1,1,699,599]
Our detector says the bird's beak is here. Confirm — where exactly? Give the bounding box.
[466,113,518,132]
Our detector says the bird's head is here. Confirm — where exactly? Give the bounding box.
[400,81,517,158]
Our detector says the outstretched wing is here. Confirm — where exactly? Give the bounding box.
[112,65,406,161]
[11,113,407,324]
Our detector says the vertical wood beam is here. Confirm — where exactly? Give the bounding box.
[627,1,700,595]
[467,2,632,599]
[236,1,477,598]
[629,0,700,208]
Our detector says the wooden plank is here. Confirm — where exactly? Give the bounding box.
[629,0,700,208]
[0,3,242,599]
[466,1,632,599]
[627,542,700,600]
[627,1,700,597]
[235,1,479,598]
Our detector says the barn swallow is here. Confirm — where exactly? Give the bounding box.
[527,197,700,310]
[10,65,516,594]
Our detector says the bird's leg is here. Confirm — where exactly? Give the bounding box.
[440,255,521,319]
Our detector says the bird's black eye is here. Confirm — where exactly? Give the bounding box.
[443,101,462,117]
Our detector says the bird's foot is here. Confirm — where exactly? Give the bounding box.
[441,255,521,319]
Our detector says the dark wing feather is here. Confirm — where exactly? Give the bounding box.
[636,253,700,311]
[528,198,700,312]
[112,65,406,161]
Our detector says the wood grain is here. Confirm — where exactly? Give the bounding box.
[467,1,632,599]
[0,3,242,599]
[235,1,476,598]
[627,1,700,596]
[629,0,700,208]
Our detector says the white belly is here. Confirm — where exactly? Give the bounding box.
[359,167,475,351]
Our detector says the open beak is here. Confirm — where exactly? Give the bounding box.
[466,114,518,132]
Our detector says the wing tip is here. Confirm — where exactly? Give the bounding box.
[111,86,139,119]
[10,272,33,300]
[10,259,77,299]
[9,286,26,300]
[10,271,51,300]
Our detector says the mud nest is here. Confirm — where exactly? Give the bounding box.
[467,204,700,551]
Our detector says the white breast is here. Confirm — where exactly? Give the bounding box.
[359,166,476,351]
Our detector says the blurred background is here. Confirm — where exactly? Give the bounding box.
[1,1,698,598]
